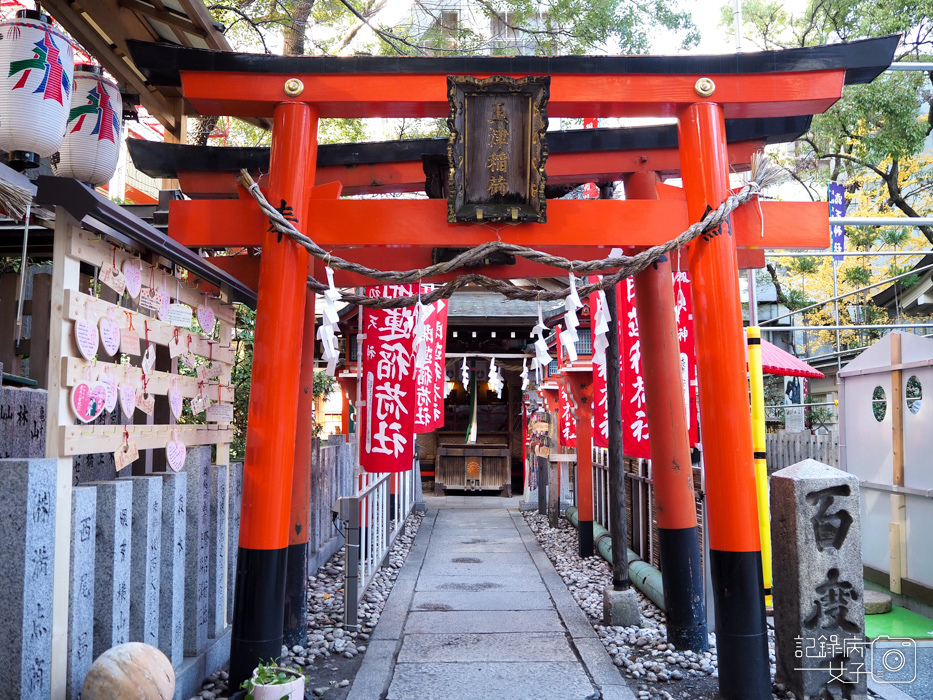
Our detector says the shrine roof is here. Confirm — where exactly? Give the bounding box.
[128,35,899,90]
[35,176,257,307]
[40,0,256,132]
[127,116,812,181]
[447,292,562,324]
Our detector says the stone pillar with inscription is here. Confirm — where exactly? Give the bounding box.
[209,463,228,638]
[184,447,211,655]
[0,387,47,458]
[0,459,57,700]
[771,459,866,700]
[67,486,96,700]
[227,462,243,626]
[159,470,187,667]
[125,476,162,647]
[90,480,133,658]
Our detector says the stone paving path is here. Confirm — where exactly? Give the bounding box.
[347,495,636,700]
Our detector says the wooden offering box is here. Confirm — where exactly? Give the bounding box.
[435,443,511,496]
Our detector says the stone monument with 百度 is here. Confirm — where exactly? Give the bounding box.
[771,459,867,700]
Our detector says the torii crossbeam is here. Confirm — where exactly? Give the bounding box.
[128,35,898,699]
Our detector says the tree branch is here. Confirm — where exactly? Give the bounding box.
[766,263,791,309]
[208,5,272,54]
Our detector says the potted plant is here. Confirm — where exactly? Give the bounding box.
[240,660,305,700]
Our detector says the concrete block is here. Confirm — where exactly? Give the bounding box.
[67,486,96,699]
[184,447,210,656]
[125,476,162,647]
[159,471,187,668]
[603,586,642,627]
[89,479,133,658]
[771,459,866,700]
[208,464,227,639]
[227,462,243,626]
[0,459,57,699]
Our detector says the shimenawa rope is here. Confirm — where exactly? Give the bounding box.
[236,153,783,309]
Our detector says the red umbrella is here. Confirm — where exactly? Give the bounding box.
[760,339,824,379]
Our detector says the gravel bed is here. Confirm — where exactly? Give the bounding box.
[188,511,424,700]
[523,511,797,700]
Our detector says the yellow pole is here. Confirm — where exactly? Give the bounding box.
[746,326,772,607]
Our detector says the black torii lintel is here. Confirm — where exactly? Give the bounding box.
[127,35,899,89]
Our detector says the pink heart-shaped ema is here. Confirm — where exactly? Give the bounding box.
[197,305,215,335]
[123,260,142,298]
[168,388,184,421]
[166,437,187,472]
[119,382,137,419]
[100,371,118,413]
[142,344,156,375]
[99,316,121,356]
[72,380,107,423]
[75,317,99,360]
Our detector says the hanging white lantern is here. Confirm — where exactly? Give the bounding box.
[0,11,74,170]
[53,65,122,185]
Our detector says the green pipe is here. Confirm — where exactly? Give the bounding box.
[564,507,666,611]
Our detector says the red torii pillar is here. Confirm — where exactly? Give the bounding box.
[679,103,769,698]
[230,102,320,688]
[626,172,709,653]
[284,284,317,647]
[562,367,595,558]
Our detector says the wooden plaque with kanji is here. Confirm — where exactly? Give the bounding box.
[447,75,549,224]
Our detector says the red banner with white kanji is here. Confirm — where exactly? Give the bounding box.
[559,381,577,448]
[360,285,418,473]
[590,282,609,448]
[618,275,699,459]
[414,297,449,434]
[672,270,700,448]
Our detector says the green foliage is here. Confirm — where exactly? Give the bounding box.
[211,0,699,61]
[815,72,928,165]
[783,287,814,311]
[842,264,872,286]
[319,118,369,145]
[804,394,834,431]
[0,256,26,273]
[229,304,337,458]
[845,227,879,251]
[240,659,303,700]
[871,385,887,422]
[789,256,820,274]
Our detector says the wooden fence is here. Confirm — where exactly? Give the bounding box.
[0,267,51,386]
[765,431,839,473]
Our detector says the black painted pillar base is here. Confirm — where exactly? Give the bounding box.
[578,518,594,558]
[658,527,709,652]
[282,541,309,648]
[710,548,771,700]
[229,546,289,690]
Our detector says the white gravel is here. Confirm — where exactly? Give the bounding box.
[522,511,795,700]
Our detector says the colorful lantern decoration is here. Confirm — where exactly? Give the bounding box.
[53,65,122,185]
[0,11,74,170]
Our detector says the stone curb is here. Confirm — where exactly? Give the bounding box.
[511,511,638,700]
[346,509,436,700]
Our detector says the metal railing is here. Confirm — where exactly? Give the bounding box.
[592,446,612,530]
[340,454,421,630]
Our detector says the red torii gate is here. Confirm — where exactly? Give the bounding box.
[128,36,897,699]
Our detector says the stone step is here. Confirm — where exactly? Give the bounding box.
[864,589,893,615]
